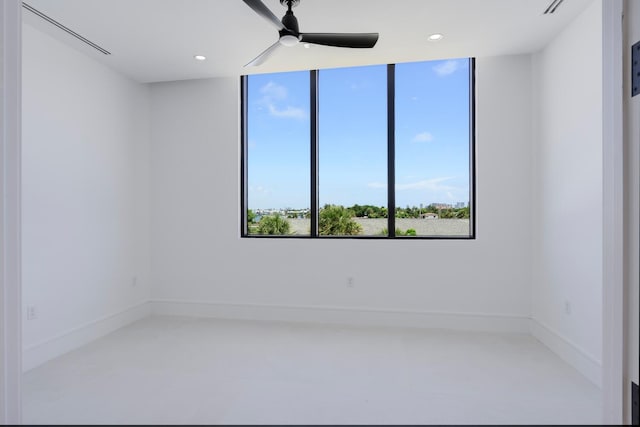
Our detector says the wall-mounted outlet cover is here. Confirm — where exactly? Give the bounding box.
[26,305,37,320]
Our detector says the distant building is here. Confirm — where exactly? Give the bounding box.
[421,212,439,219]
[431,203,453,210]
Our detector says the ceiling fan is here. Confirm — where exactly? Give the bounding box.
[242,0,379,67]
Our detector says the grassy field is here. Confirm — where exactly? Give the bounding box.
[283,218,471,237]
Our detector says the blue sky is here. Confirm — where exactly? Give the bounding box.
[247,58,470,210]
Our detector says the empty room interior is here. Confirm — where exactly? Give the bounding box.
[13,0,639,424]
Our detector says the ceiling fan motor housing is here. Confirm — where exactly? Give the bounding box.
[279,8,300,46]
[281,10,300,34]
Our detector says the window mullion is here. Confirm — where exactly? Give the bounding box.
[240,75,249,237]
[310,70,319,237]
[387,64,396,238]
[469,58,477,239]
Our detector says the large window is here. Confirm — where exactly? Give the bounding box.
[319,65,388,236]
[244,71,311,236]
[241,58,475,239]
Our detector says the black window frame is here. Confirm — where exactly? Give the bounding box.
[241,58,476,240]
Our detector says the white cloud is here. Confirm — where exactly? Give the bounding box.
[258,81,307,120]
[368,177,455,192]
[268,104,307,120]
[396,177,455,191]
[249,185,272,197]
[260,81,288,100]
[433,60,461,77]
[412,132,434,143]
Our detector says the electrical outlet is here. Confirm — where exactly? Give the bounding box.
[26,305,37,320]
[346,277,355,288]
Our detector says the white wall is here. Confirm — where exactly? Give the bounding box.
[531,0,603,385]
[149,55,533,329]
[1,0,23,422]
[21,24,151,369]
[623,0,640,422]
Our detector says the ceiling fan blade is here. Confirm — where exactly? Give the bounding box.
[242,0,284,31]
[299,33,379,48]
[244,41,282,67]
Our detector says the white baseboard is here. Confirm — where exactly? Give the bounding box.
[530,318,602,387]
[22,301,151,372]
[151,299,531,333]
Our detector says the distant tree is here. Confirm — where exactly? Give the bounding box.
[457,207,470,219]
[247,209,257,224]
[378,228,417,236]
[351,204,365,218]
[439,209,455,219]
[319,205,362,236]
[256,214,291,235]
[348,204,387,218]
[395,208,407,219]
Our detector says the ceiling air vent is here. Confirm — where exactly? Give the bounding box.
[22,2,111,55]
[543,0,565,14]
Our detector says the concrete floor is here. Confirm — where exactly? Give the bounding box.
[23,316,602,425]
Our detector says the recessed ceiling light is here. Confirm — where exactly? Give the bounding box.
[194,55,207,61]
[428,33,444,41]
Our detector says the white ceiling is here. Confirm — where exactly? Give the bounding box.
[22,0,593,83]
